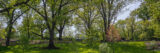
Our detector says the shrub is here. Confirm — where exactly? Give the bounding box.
[107,25,121,42]
[99,43,113,53]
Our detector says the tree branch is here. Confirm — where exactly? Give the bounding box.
[26,4,45,18]
[12,9,29,23]
[63,7,80,15]
[32,32,41,36]
[0,0,30,13]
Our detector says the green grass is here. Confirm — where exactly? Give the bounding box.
[0,42,99,53]
[110,41,154,53]
[1,41,160,53]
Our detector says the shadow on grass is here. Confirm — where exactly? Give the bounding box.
[0,46,10,51]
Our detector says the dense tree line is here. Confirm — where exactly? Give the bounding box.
[116,0,160,41]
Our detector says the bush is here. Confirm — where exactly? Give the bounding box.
[99,43,113,53]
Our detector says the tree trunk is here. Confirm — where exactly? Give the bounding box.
[58,29,63,40]
[6,24,13,46]
[48,29,58,49]
[40,29,44,39]
[103,18,107,41]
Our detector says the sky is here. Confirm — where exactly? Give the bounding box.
[117,1,142,20]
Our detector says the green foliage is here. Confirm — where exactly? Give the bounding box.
[115,0,160,40]
[147,1,160,38]
[85,29,101,47]
[0,28,6,39]
[18,34,30,53]
[139,32,147,40]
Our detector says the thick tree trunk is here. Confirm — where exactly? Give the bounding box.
[6,24,13,46]
[48,29,58,49]
[48,30,54,47]
[47,22,58,49]
[58,29,63,40]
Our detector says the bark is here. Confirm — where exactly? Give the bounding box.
[40,28,44,39]
[6,24,13,46]
[41,0,57,49]
[47,27,58,49]
[100,2,108,41]
[48,30,54,47]
[46,17,57,49]
[103,19,107,41]
[58,21,65,41]
[5,9,14,46]
[58,29,63,40]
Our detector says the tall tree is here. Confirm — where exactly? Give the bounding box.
[75,0,99,46]
[115,20,127,40]
[96,0,126,41]
[31,14,47,39]
[56,16,70,40]
[0,6,28,46]
[146,0,160,38]
[26,0,78,49]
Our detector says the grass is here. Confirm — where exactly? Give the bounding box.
[0,42,99,53]
[1,41,160,53]
[110,41,154,53]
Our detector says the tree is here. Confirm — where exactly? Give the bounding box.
[18,10,36,39]
[56,16,70,40]
[115,20,127,40]
[31,14,47,39]
[96,0,126,41]
[75,0,100,46]
[146,0,160,39]
[26,0,79,49]
[0,0,28,46]
[128,0,160,40]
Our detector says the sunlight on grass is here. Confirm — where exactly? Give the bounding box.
[29,51,40,53]
[5,51,13,53]
[80,49,99,53]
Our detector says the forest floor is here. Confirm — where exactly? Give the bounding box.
[0,41,160,53]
